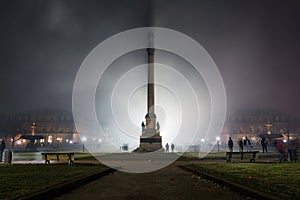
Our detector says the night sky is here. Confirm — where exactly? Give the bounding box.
[1,0,300,122]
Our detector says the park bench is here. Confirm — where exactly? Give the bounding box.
[41,152,75,165]
[226,151,259,162]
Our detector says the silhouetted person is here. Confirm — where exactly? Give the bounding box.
[165,143,169,153]
[171,143,175,152]
[238,139,243,152]
[244,137,252,152]
[227,137,234,161]
[261,137,268,153]
[228,137,233,152]
[0,139,6,162]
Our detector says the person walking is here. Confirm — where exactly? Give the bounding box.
[228,137,233,152]
[0,139,6,162]
[165,143,169,153]
[171,143,175,152]
[244,137,252,152]
[238,139,243,152]
[227,137,234,161]
[261,137,268,153]
[277,140,287,162]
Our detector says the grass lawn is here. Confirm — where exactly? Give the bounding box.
[0,164,109,199]
[179,151,289,160]
[189,162,300,199]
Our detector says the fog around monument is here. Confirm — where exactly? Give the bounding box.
[153,0,300,122]
[95,49,211,150]
[1,0,299,173]
[1,1,300,128]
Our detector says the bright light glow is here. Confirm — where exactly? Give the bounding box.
[17,140,22,145]
[111,64,186,145]
[48,135,53,143]
[66,139,69,142]
[283,139,287,143]
[98,139,102,142]
[69,140,73,144]
[201,139,205,142]
[216,136,220,141]
[72,27,226,173]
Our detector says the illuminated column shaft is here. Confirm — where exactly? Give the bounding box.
[147,48,155,114]
[146,48,156,130]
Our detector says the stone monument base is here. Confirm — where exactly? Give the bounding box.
[134,135,163,153]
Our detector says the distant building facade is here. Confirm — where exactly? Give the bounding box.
[0,108,299,151]
[222,109,299,148]
[1,109,79,148]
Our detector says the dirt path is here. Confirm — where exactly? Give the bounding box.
[56,162,249,200]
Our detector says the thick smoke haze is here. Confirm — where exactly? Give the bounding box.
[154,0,300,121]
[1,0,300,124]
[94,49,211,148]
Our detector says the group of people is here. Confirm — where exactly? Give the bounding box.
[227,137,253,152]
[165,143,175,153]
[227,136,269,153]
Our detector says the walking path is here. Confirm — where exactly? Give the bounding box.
[56,161,250,200]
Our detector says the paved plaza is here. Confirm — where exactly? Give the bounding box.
[56,161,250,200]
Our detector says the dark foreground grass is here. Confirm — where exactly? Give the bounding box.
[0,164,109,199]
[189,162,300,199]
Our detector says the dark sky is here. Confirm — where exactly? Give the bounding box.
[0,0,149,114]
[1,0,300,121]
[154,0,300,120]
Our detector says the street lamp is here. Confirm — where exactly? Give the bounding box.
[216,136,220,153]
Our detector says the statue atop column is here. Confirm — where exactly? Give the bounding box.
[148,31,154,48]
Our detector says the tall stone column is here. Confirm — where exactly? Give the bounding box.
[147,48,155,114]
[134,46,162,152]
[146,48,156,130]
